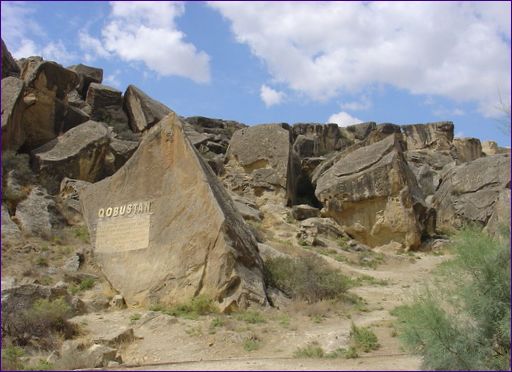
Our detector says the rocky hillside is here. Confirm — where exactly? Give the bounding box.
[1,39,510,369]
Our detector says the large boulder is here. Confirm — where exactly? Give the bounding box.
[104,138,139,175]
[31,121,111,194]
[79,113,267,311]
[482,140,509,156]
[225,124,299,204]
[432,153,510,231]
[86,83,130,136]
[20,61,80,149]
[68,64,103,98]
[2,39,20,78]
[1,77,26,150]
[401,121,454,151]
[315,134,428,249]
[123,85,171,132]
[57,178,92,226]
[14,186,54,238]
[405,150,455,197]
[451,137,482,162]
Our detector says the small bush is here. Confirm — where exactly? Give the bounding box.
[243,335,262,352]
[69,278,95,294]
[235,310,266,324]
[73,226,90,243]
[293,342,325,358]
[394,228,510,370]
[349,323,380,352]
[153,295,218,320]
[1,345,25,370]
[264,255,350,303]
[130,313,141,323]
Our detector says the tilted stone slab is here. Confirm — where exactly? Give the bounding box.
[123,85,172,132]
[79,113,267,311]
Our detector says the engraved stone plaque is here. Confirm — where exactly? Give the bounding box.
[95,214,150,253]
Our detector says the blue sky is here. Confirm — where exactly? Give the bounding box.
[2,1,511,146]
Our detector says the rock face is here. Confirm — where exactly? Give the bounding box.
[2,39,20,78]
[21,61,80,149]
[68,64,103,98]
[14,186,54,238]
[452,137,482,162]
[123,85,172,132]
[86,83,130,136]
[405,150,455,197]
[482,140,509,156]
[1,77,26,150]
[2,203,21,242]
[225,124,298,204]
[402,121,454,150]
[31,121,111,194]
[432,153,510,231]
[80,113,267,311]
[315,134,427,249]
[57,178,92,225]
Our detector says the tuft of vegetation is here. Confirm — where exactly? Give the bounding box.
[264,255,351,303]
[243,335,262,352]
[357,251,385,269]
[393,227,510,370]
[349,323,380,352]
[1,345,25,370]
[235,310,266,324]
[130,313,141,323]
[72,226,90,243]
[151,295,218,320]
[293,342,325,358]
[69,277,95,295]
[350,274,389,287]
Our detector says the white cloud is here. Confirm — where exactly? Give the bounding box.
[340,95,372,111]
[211,1,511,117]
[79,31,111,62]
[327,111,362,127]
[260,84,285,107]
[1,2,75,62]
[84,1,210,83]
[103,69,122,89]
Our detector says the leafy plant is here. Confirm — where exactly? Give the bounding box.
[349,323,379,352]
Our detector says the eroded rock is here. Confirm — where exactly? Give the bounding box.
[1,77,26,150]
[80,113,267,311]
[452,137,482,162]
[14,186,54,238]
[68,64,103,98]
[402,121,454,151]
[124,85,171,132]
[2,39,20,78]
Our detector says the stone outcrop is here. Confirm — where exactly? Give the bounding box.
[68,64,103,98]
[123,85,172,132]
[432,153,510,231]
[482,140,509,156]
[225,124,299,204]
[401,121,454,151]
[291,204,320,221]
[315,134,428,249]
[104,138,139,175]
[79,113,267,311]
[2,39,20,78]
[451,137,482,162]
[57,178,92,225]
[405,150,455,197]
[86,83,130,136]
[14,186,54,238]
[2,203,21,242]
[1,77,26,150]
[31,121,111,194]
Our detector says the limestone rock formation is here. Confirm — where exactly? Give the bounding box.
[86,83,130,136]
[57,178,92,225]
[402,121,454,151]
[432,153,510,231]
[68,64,103,98]
[31,121,111,194]
[1,203,21,242]
[21,60,80,149]
[79,113,267,311]
[291,204,320,221]
[405,150,455,197]
[482,140,509,156]
[105,138,139,175]
[451,137,482,162]
[1,77,26,150]
[2,39,20,78]
[123,85,172,132]
[14,186,54,238]
[225,124,298,204]
[315,134,427,249]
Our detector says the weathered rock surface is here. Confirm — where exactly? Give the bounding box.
[291,204,320,221]
[14,186,54,238]
[1,77,26,150]
[482,140,509,156]
[57,178,92,225]
[402,121,454,151]
[451,137,482,162]
[2,203,21,242]
[2,39,20,78]
[68,64,103,98]
[124,85,172,132]
[485,189,511,236]
[315,134,427,249]
[432,153,510,231]
[80,113,267,311]
[405,150,455,196]
[225,124,299,204]
[86,83,130,136]
[20,61,80,149]
[31,121,110,194]
[104,138,139,175]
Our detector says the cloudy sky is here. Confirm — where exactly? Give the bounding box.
[2,1,510,145]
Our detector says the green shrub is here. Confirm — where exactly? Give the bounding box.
[130,313,141,323]
[264,255,350,303]
[153,295,218,320]
[73,226,90,243]
[349,323,379,352]
[69,278,96,294]
[293,342,325,358]
[235,310,266,324]
[1,345,25,370]
[394,228,510,370]
[243,336,262,352]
